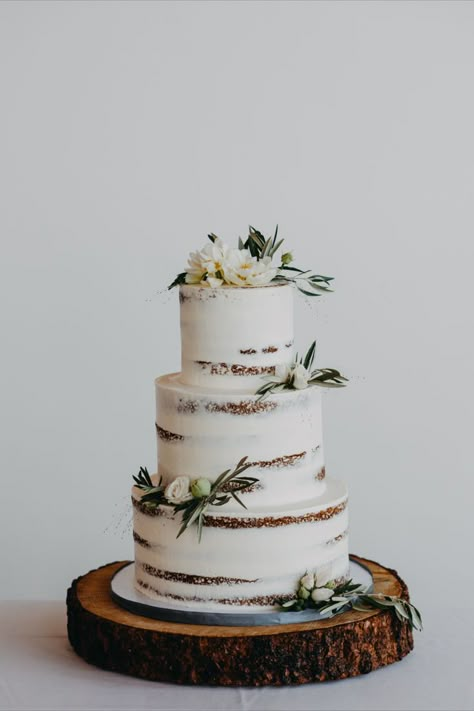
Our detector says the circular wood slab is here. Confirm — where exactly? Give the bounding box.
[66,555,414,686]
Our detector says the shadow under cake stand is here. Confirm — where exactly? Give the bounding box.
[66,555,414,685]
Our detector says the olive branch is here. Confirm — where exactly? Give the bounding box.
[173,456,257,542]
[133,458,258,542]
[255,340,348,400]
[281,578,423,632]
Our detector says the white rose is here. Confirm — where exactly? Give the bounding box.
[311,587,334,602]
[300,573,315,591]
[164,476,191,504]
[292,363,310,390]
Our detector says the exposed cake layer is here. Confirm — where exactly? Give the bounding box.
[179,283,294,391]
[156,373,326,510]
[132,476,349,612]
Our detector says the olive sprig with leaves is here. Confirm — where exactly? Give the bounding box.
[281,576,422,632]
[174,456,258,542]
[255,340,348,401]
[132,467,167,508]
[133,457,259,542]
[238,225,285,260]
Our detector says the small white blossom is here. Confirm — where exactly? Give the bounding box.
[185,249,208,284]
[292,363,310,390]
[300,573,315,591]
[199,238,231,279]
[184,238,230,286]
[164,476,191,504]
[224,249,276,287]
[311,587,334,602]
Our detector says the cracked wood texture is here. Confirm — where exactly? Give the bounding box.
[66,555,414,686]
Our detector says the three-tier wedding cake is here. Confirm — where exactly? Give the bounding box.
[131,230,350,613]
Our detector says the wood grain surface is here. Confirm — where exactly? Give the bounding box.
[67,555,414,685]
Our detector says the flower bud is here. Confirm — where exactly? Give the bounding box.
[300,573,315,591]
[191,477,211,499]
[297,586,311,600]
[325,580,337,590]
[311,587,334,602]
[281,252,293,265]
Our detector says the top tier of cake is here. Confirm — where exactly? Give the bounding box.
[179,283,294,392]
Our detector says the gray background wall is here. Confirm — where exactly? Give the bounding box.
[1,0,473,620]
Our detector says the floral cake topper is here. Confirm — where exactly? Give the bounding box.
[169,226,333,296]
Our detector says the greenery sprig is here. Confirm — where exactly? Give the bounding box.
[174,456,258,542]
[281,575,423,632]
[133,457,259,542]
[255,340,348,400]
[238,225,285,261]
[132,467,167,508]
[273,266,333,297]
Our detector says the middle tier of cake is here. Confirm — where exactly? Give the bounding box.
[156,373,327,511]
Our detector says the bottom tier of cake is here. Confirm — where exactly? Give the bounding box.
[131,477,349,612]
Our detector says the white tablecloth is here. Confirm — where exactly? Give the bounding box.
[0,601,472,711]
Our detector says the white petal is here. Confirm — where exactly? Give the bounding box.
[311,587,334,602]
[315,568,332,588]
[206,277,224,288]
[185,271,204,284]
[300,573,315,591]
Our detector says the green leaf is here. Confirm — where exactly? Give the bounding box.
[296,286,323,298]
[168,272,187,290]
[303,340,317,371]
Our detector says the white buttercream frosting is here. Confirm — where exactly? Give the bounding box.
[132,476,349,612]
[179,283,294,392]
[130,280,350,612]
[155,373,326,511]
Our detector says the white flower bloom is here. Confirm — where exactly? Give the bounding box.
[185,249,207,284]
[184,238,277,288]
[224,249,277,287]
[199,238,231,279]
[300,573,315,591]
[184,238,230,286]
[292,363,310,390]
[311,587,334,602]
[164,476,191,504]
[245,257,277,286]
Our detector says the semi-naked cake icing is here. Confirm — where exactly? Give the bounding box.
[132,282,350,612]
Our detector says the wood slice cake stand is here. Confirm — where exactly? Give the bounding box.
[66,555,413,686]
